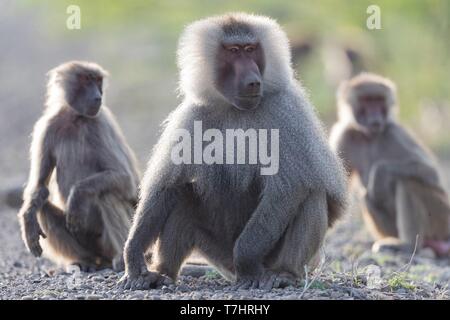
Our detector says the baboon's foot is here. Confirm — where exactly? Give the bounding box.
[233,270,297,290]
[372,239,413,254]
[118,270,173,290]
[67,262,98,273]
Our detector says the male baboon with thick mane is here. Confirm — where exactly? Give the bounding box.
[119,13,347,290]
[18,61,140,271]
[330,73,450,256]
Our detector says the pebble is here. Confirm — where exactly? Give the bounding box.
[191,293,202,299]
[161,285,173,293]
[91,276,104,282]
[176,284,190,292]
[418,248,436,259]
[86,294,103,300]
[129,292,146,300]
[330,291,343,299]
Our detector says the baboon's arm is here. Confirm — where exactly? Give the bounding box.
[19,133,54,257]
[20,138,54,219]
[383,159,441,188]
[70,170,136,199]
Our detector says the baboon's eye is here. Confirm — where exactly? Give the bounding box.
[244,45,256,53]
[227,46,239,53]
[78,74,88,84]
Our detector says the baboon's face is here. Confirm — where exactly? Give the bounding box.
[215,41,265,111]
[354,92,388,135]
[65,69,103,118]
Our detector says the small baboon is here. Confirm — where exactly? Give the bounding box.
[18,61,140,271]
[330,73,450,256]
[119,13,347,290]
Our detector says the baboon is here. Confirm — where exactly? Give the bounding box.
[119,13,347,290]
[18,61,140,271]
[330,73,450,256]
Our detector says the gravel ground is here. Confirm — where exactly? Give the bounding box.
[1,0,449,301]
[1,199,449,300]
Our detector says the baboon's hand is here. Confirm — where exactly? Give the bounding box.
[118,270,172,290]
[66,187,90,235]
[21,212,46,257]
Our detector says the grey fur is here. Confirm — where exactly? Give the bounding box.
[120,13,347,290]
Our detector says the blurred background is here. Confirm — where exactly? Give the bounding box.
[1,0,449,184]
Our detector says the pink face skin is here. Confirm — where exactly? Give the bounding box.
[215,42,265,111]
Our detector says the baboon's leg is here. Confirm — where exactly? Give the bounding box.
[97,195,133,271]
[37,202,99,270]
[154,208,235,281]
[151,209,195,280]
[266,191,328,280]
[372,179,434,253]
[363,193,398,240]
[194,229,235,281]
[395,180,427,250]
[399,180,450,256]
[419,185,450,240]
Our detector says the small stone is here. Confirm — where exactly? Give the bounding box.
[99,268,113,274]
[21,295,33,300]
[91,276,104,282]
[330,291,343,299]
[86,294,103,300]
[130,292,145,300]
[191,293,202,299]
[418,248,436,259]
[285,285,295,291]
[66,265,81,274]
[176,284,190,292]
[161,285,173,293]
[13,261,23,268]
[78,284,93,290]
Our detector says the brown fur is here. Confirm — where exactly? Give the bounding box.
[330,73,450,254]
[18,61,139,271]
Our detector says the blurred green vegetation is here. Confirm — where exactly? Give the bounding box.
[25,0,450,149]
